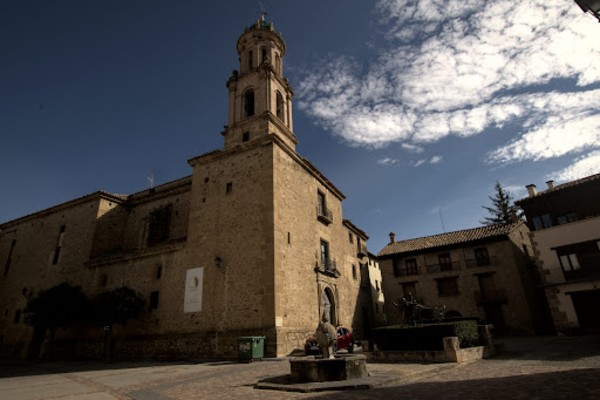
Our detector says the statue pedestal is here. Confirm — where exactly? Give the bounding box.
[289,354,368,383]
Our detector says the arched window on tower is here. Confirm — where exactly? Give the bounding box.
[261,47,268,64]
[244,89,255,117]
[276,91,284,121]
[248,50,253,71]
[275,53,281,74]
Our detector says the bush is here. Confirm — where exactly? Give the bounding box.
[372,320,479,351]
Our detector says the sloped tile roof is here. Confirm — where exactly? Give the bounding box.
[377,222,523,257]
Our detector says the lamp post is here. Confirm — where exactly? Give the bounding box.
[574,0,600,22]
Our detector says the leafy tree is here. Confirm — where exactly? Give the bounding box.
[92,286,145,362]
[24,282,91,358]
[92,286,146,327]
[481,181,522,225]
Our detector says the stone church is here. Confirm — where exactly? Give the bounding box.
[0,17,370,359]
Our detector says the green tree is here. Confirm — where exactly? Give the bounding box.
[93,286,146,326]
[481,181,522,225]
[92,287,145,362]
[24,282,91,358]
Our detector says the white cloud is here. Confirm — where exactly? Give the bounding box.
[548,151,600,182]
[430,155,443,164]
[377,157,399,166]
[401,143,424,153]
[414,159,426,167]
[297,0,600,171]
[486,90,600,163]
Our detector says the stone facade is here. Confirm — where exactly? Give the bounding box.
[378,223,548,335]
[0,18,367,359]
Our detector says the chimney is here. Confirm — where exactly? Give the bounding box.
[389,232,396,244]
[546,180,554,190]
[526,184,537,197]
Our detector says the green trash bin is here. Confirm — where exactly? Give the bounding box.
[237,336,265,362]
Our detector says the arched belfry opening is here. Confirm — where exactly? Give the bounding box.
[276,91,285,122]
[247,50,253,72]
[244,89,255,117]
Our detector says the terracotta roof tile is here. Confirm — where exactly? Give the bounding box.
[377,222,523,257]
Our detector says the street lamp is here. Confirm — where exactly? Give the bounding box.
[574,0,600,22]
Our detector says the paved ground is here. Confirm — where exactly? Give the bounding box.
[1,335,599,400]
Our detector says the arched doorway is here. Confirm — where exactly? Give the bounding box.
[321,287,337,326]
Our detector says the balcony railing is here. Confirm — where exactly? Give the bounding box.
[542,266,600,285]
[315,258,339,277]
[395,266,420,277]
[357,243,368,258]
[474,289,508,305]
[317,205,333,224]
[426,261,460,273]
[465,256,498,268]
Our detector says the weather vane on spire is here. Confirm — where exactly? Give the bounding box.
[257,1,268,21]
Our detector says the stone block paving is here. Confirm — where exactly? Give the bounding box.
[1,335,599,400]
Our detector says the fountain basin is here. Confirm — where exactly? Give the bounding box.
[289,354,368,383]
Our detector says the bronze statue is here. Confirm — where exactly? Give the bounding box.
[393,293,445,325]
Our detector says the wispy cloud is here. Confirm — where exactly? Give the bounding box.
[430,155,443,164]
[377,157,399,166]
[401,143,424,153]
[548,151,600,182]
[297,0,600,171]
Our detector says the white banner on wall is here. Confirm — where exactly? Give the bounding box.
[184,267,204,313]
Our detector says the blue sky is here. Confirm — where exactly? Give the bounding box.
[1,0,599,252]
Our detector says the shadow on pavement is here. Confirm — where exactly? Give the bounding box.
[495,335,600,362]
[300,368,600,400]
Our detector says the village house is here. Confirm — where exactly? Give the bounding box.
[378,222,551,335]
[516,174,600,334]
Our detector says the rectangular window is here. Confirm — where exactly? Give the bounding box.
[13,309,21,324]
[147,205,171,246]
[405,258,418,275]
[532,213,552,230]
[318,191,326,214]
[352,264,357,280]
[226,182,233,194]
[52,225,66,265]
[349,232,354,244]
[150,291,160,310]
[242,131,250,142]
[375,280,380,291]
[4,239,16,276]
[320,240,330,269]
[438,253,452,271]
[436,277,459,297]
[559,254,580,271]
[474,247,490,266]
[156,265,162,280]
[557,213,577,225]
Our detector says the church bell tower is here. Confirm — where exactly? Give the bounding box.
[222,15,296,151]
